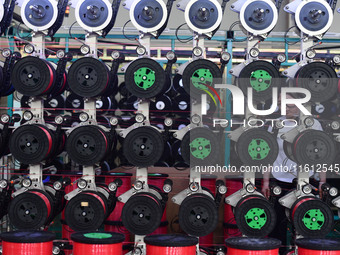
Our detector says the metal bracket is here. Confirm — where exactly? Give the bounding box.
[85,32,99,58]
[32,32,47,59]
[230,0,247,12]
[137,100,150,123]
[176,0,191,11]
[176,61,190,75]
[173,123,197,140]
[125,235,146,255]
[284,0,303,14]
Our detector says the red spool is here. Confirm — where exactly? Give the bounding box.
[71,231,125,255]
[148,173,168,223]
[145,234,198,255]
[225,237,281,255]
[1,230,55,255]
[224,177,243,240]
[296,238,340,255]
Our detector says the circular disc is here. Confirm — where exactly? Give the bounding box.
[21,0,58,31]
[236,128,279,166]
[185,0,222,34]
[234,195,276,237]
[295,62,338,103]
[121,192,163,235]
[67,57,110,97]
[295,0,333,36]
[130,0,167,33]
[123,126,164,167]
[178,193,218,236]
[75,0,113,32]
[0,4,4,24]
[239,0,278,35]
[125,58,166,98]
[66,125,109,166]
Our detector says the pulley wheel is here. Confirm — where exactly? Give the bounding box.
[66,125,109,166]
[64,192,108,231]
[9,124,55,164]
[236,128,278,166]
[150,95,172,115]
[178,193,218,236]
[173,74,186,94]
[11,56,55,96]
[8,190,54,230]
[238,60,281,102]
[234,195,276,237]
[292,129,336,166]
[291,197,333,237]
[181,127,220,166]
[173,94,190,116]
[44,95,66,114]
[121,192,163,235]
[182,59,222,99]
[68,57,110,97]
[66,93,84,111]
[123,126,164,167]
[295,62,338,103]
[125,58,166,98]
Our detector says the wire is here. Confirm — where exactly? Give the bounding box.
[69,21,85,41]
[16,22,32,40]
[284,26,301,46]
[123,20,138,41]
[228,21,247,42]
[175,23,193,43]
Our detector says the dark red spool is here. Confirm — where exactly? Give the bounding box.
[71,231,125,255]
[296,238,340,255]
[148,173,168,223]
[224,177,243,240]
[1,230,55,255]
[225,237,281,255]
[145,234,198,255]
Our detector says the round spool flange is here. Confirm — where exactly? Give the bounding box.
[125,58,166,98]
[21,0,58,31]
[64,192,108,231]
[66,125,110,166]
[184,0,222,34]
[296,238,340,255]
[71,231,125,255]
[130,0,167,33]
[0,4,4,25]
[291,197,333,237]
[11,56,56,96]
[75,0,113,32]
[239,0,278,35]
[236,128,279,166]
[123,126,164,167]
[145,234,198,255]
[238,60,281,102]
[1,230,55,255]
[121,192,163,235]
[179,193,218,237]
[225,237,281,255]
[68,57,111,98]
[295,0,333,36]
[234,195,277,237]
[182,59,222,99]
[8,190,54,230]
[295,62,338,103]
[181,127,220,167]
[292,129,336,166]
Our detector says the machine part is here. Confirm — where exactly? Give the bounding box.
[150,95,172,114]
[239,0,278,36]
[64,191,108,231]
[75,0,113,32]
[125,58,166,98]
[44,95,66,113]
[181,127,220,166]
[123,126,164,167]
[295,62,338,103]
[21,0,58,31]
[292,130,336,166]
[8,189,54,229]
[178,193,218,236]
[145,234,198,254]
[66,93,84,111]
[66,125,110,166]
[9,124,55,165]
[236,128,278,166]
[234,195,276,237]
[68,57,113,97]
[121,192,163,235]
[182,59,222,99]
[225,237,281,253]
[291,197,333,237]
[294,0,333,36]
[173,73,186,94]
[11,56,56,96]
[129,0,168,33]
[24,44,35,54]
[238,60,281,102]
[80,44,91,55]
[184,0,222,34]
[296,238,340,254]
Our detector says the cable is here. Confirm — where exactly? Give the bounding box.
[123,20,138,41]
[175,23,193,43]
[16,22,32,40]
[284,26,301,46]
[228,21,247,42]
[68,21,85,41]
